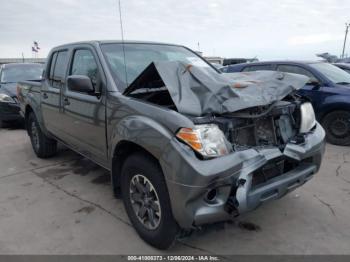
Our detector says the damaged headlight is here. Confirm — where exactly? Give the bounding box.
[176,124,231,158]
[0,94,16,104]
[300,102,316,133]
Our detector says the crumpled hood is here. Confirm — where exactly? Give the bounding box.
[124,61,309,116]
[0,83,17,97]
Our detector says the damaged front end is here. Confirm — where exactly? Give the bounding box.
[191,98,304,153]
[169,98,324,226]
[124,60,325,229]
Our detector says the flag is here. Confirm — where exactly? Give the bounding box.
[33,41,40,50]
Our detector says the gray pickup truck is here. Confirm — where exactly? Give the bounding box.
[18,41,325,249]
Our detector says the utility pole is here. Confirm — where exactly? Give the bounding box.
[341,23,349,59]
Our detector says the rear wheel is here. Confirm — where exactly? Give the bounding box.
[322,110,350,146]
[121,152,179,249]
[27,112,57,158]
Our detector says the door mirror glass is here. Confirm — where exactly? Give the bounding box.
[307,79,321,88]
[67,75,94,94]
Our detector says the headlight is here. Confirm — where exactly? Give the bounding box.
[300,102,316,133]
[176,124,231,158]
[0,93,16,103]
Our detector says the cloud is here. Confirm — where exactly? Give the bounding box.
[288,33,344,46]
[0,0,349,60]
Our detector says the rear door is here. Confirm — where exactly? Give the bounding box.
[41,50,68,136]
[60,46,107,165]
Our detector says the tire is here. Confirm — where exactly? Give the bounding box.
[121,152,179,249]
[27,112,57,158]
[322,110,350,146]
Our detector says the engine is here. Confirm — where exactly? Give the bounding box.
[193,100,301,151]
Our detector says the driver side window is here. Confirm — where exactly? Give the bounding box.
[70,49,99,88]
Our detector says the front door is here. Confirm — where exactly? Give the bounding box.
[60,47,107,165]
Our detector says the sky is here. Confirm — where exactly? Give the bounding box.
[0,0,349,60]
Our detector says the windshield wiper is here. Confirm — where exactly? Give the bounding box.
[336,82,350,85]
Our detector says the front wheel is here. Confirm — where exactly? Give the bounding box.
[121,152,179,249]
[322,110,350,146]
[27,112,57,158]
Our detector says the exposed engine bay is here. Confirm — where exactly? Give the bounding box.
[192,98,303,151]
[126,80,305,152]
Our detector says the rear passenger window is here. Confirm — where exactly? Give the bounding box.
[48,51,68,88]
[242,65,273,72]
[277,65,318,82]
[70,49,99,87]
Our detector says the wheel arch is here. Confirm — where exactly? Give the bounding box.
[24,103,51,137]
[111,140,162,197]
[24,104,34,131]
[319,103,350,122]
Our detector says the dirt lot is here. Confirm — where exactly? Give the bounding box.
[0,126,349,255]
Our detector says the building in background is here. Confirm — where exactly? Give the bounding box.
[203,56,258,66]
[0,58,46,65]
[204,56,224,65]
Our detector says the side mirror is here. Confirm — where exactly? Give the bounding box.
[307,80,321,89]
[67,75,94,94]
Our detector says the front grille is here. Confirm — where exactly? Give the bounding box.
[251,158,298,187]
[229,116,278,149]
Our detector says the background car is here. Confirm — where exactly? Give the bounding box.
[210,62,224,70]
[333,63,350,74]
[0,63,43,127]
[222,61,350,146]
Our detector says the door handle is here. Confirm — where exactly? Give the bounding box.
[63,97,70,106]
[42,93,48,99]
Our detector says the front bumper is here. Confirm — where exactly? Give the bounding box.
[0,101,22,121]
[160,123,325,229]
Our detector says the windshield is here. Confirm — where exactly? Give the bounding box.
[1,64,43,83]
[100,43,216,91]
[309,63,350,84]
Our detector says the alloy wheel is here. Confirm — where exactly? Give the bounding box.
[330,117,350,138]
[129,174,162,230]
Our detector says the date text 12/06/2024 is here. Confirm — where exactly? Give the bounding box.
[127,255,220,261]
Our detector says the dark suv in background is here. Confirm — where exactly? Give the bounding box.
[223,61,350,145]
[0,63,43,127]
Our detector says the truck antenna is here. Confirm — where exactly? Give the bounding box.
[118,0,128,86]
